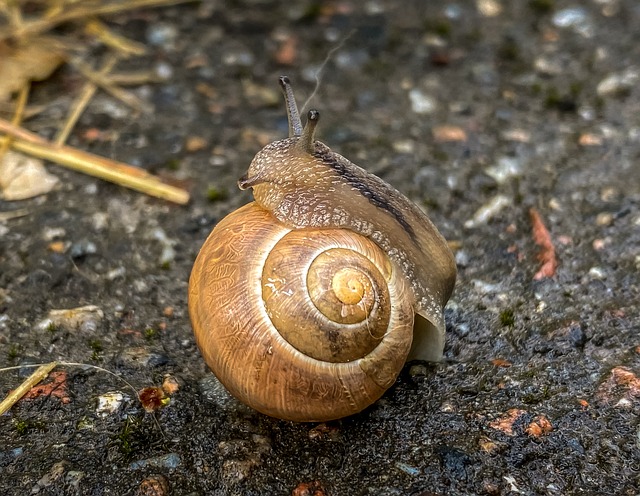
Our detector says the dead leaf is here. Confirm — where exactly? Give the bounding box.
[529,207,558,279]
[0,38,66,101]
[0,150,59,200]
[22,371,71,404]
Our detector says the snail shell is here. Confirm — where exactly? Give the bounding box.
[189,77,456,421]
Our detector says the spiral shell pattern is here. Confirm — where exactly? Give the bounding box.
[189,202,415,421]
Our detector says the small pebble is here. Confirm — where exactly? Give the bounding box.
[485,157,523,184]
[552,8,594,37]
[70,239,98,259]
[146,23,178,47]
[408,89,436,114]
[597,68,639,97]
[129,453,182,470]
[409,364,427,377]
[395,461,420,476]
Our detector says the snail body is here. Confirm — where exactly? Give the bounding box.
[189,77,456,421]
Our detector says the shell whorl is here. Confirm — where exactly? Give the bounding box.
[188,202,415,421]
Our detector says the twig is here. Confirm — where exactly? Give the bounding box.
[0,362,58,415]
[71,57,152,113]
[0,0,194,43]
[55,55,119,146]
[0,208,31,221]
[0,83,29,159]
[84,18,147,57]
[0,118,190,205]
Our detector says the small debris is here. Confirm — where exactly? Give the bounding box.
[489,409,526,436]
[525,415,553,437]
[96,392,127,416]
[529,208,558,280]
[222,458,261,482]
[138,387,170,413]
[308,423,339,441]
[501,129,531,142]
[36,305,104,333]
[478,436,501,454]
[491,358,512,368]
[21,370,70,404]
[477,0,502,17]
[162,375,180,395]
[579,133,603,146]
[552,7,594,37]
[292,481,327,496]
[596,367,640,407]
[432,125,467,142]
[0,362,58,415]
[485,157,523,184]
[30,461,67,494]
[395,461,420,476]
[464,195,511,228]
[129,453,182,470]
[149,227,177,269]
[185,136,208,152]
[503,475,526,494]
[138,474,170,496]
[409,89,436,114]
[596,68,639,97]
[274,34,298,65]
[0,151,59,200]
[595,212,614,226]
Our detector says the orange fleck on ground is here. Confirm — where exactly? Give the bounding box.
[489,408,526,436]
[433,125,468,142]
[596,366,640,405]
[491,358,512,368]
[292,481,326,496]
[275,35,297,65]
[529,207,558,279]
[23,370,70,404]
[525,415,553,437]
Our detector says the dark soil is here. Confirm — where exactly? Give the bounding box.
[1,1,639,495]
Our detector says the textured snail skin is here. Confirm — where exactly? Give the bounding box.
[241,131,456,363]
[189,77,456,421]
[189,203,415,421]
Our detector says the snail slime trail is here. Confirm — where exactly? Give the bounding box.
[188,77,456,422]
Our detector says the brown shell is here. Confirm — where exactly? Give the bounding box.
[188,202,415,422]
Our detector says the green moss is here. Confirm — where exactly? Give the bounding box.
[12,418,44,435]
[46,321,59,334]
[206,184,228,202]
[165,159,181,171]
[500,308,516,327]
[89,339,103,361]
[7,344,19,360]
[144,327,158,340]
[529,0,554,14]
[13,419,28,435]
[498,37,520,63]
[424,18,452,38]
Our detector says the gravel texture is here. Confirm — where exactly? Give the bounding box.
[1,1,639,495]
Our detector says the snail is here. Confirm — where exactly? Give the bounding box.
[188,77,456,422]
